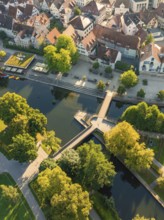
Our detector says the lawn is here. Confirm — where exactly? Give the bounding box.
[0,173,35,220]
[138,169,156,184]
[5,52,35,69]
[154,185,164,201]
[91,192,120,220]
[141,136,164,165]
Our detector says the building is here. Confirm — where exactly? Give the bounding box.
[114,0,130,15]
[69,15,94,38]
[46,27,61,44]
[155,3,164,29]
[138,10,158,29]
[139,43,164,73]
[130,0,149,12]
[77,31,96,56]
[93,24,140,58]
[82,1,106,23]
[0,14,13,37]
[76,0,92,7]
[121,12,143,35]
[97,43,122,68]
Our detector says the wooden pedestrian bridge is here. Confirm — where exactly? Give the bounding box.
[53,91,113,160]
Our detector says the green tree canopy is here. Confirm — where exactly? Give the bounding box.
[8,133,37,162]
[157,90,164,101]
[137,88,145,98]
[58,149,80,178]
[34,166,91,220]
[97,80,105,90]
[76,140,116,190]
[39,158,57,172]
[104,121,154,171]
[44,45,72,73]
[0,185,19,204]
[117,85,126,95]
[157,175,164,189]
[133,214,155,220]
[0,50,6,58]
[121,102,164,133]
[120,70,138,88]
[0,92,47,136]
[74,6,81,15]
[0,92,29,125]
[42,130,61,153]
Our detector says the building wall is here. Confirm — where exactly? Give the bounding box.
[76,0,92,7]
[131,0,149,12]
[76,23,94,38]
[115,4,129,15]
[139,56,161,72]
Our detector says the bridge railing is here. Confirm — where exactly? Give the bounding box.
[53,125,94,158]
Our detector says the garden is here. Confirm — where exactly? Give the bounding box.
[4,52,35,69]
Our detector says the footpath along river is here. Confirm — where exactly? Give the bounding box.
[0,78,163,220]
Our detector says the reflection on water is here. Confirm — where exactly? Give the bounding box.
[0,79,163,219]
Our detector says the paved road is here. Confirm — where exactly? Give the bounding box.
[0,148,48,220]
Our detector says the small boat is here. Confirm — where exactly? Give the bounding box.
[9,76,15,79]
[15,77,20,80]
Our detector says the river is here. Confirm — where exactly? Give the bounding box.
[0,78,163,220]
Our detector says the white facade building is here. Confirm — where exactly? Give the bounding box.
[130,0,149,12]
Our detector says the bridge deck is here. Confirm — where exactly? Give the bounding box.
[53,125,96,160]
[98,91,113,119]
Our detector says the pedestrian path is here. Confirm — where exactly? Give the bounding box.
[0,147,48,220]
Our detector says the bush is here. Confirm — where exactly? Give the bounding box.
[157,90,164,101]
[105,66,112,74]
[115,61,131,71]
[93,62,99,69]
[137,89,145,98]
[142,79,148,85]
[97,80,105,90]
[117,85,126,95]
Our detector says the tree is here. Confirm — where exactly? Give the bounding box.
[117,85,126,95]
[77,140,116,190]
[137,88,145,98]
[115,61,131,71]
[157,90,164,101]
[121,102,164,133]
[104,121,154,171]
[92,62,99,69]
[0,50,6,59]
[8,133,37,162]
[0,185,19,204]
[120,70,138,88]
[104,121,140,156]
[125,142,154,171]
[74,6,81,15]
[105,66,112,74]
[42,130,61,153]
[34,167,91,220]
[50,183,91,220]
[44,45,72,73]
[157,175,164,189]
[56,34,79,64]
[145,34,154,45]
[28,108,47,137]
[133,214,155,220]
[0,92,29,125]
[58,149,80,178]
[97,80,105,90]
[39,158,57,172]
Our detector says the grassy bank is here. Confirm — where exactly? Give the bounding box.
[0,172,35,220]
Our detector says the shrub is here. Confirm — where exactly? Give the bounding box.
[115,61,131,71]
[117,85,126,95]
[142,79,148,85]
[137,89,145,98]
